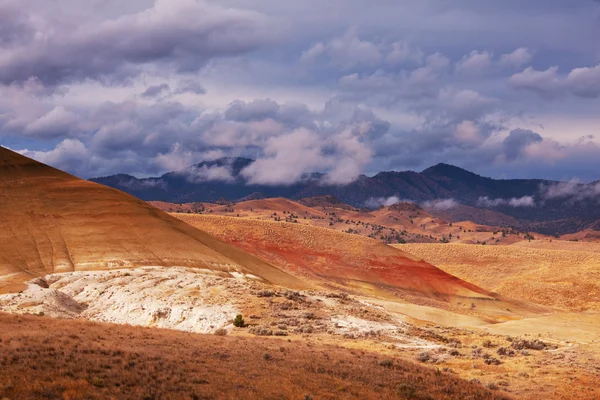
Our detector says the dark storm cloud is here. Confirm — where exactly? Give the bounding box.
[0,2,35,46]
[0,0,271,85]
[502,129,543,161]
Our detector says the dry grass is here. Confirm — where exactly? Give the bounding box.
[394,243,600,311]
[0,312,504,400]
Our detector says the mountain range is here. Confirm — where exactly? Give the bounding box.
[91,158,600,235]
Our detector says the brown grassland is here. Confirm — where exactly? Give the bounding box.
[0,313,505,400]
[394,243,600,311]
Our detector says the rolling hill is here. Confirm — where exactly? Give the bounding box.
[173,213,545,321]
[0,147,304,293]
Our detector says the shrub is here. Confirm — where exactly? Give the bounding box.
[511,338,547,351]
[484,357,502,365]
[214,328,227,336]
[398,383,417,398]
[90,376,104,388]
[416,352,430,363]
[496,347,515,357]
[378,359,394,368]
[233,314,245,328]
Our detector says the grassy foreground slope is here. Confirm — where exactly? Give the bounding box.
[0,313,504,400]
[0,147,304,293]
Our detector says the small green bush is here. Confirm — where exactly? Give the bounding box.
[233,314,245,328]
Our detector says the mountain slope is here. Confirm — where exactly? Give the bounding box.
[91,158,600,234]
[0,147,305,293]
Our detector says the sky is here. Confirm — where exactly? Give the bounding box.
[1,0,600,183]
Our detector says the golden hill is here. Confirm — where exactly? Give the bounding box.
[173,214,544,320]
[394,242,600,311]
[0,147,304,293]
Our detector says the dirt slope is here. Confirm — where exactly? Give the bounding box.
[0,147,304,293]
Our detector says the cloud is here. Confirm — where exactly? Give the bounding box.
[456,50,492,75]
[301,29,382,69]
[240,123,374,186]
[509,66,562,97]
[118,177,167,191]
[18,139,91,177]
[509,64,600,98]
[422,199,459,210]
[141,84,170,98]
[178,164,235,183]
[22,106,81,139]
[0,0,271,85]
[477,196,535,208]
[499,48,532,68]
[501,129,543,161]
[225,99,280,122]
[174,80,206,95]
[455,121,485,146]
[338,52,450,100]
[364,196,400,208]
[508,196,536,207]
[540,180,600,201]
[3,0,600,185]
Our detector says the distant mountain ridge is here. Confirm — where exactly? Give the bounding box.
[91,158,600,234]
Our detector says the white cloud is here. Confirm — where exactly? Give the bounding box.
[456,50,492,75]
[477,195,535,208]
[422,198,459,210]
[541,180,600,201]
[301,29,382,69]
[499,47,532,68]
[365,196,400,208]
[179,165,235,183]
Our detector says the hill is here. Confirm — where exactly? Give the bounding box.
[152,197,532,246]
[0,147,304,293]
[92,158,600,235]
[394,242,600,311]
[172,214,544,321]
